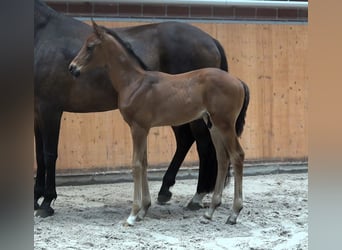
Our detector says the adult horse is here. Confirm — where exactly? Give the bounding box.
[69,21,249,225]
[34,0,228,217]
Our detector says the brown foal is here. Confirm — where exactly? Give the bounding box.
[69,21,249,226]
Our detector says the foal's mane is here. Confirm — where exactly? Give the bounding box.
[101,26,148,70]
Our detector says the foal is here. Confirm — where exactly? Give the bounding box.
[69,21,250,226]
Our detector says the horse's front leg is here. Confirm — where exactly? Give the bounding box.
[34,120,45,210]
[126,125,149,226]
[35,108,62,218]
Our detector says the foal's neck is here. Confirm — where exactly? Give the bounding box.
[105,37,146,93]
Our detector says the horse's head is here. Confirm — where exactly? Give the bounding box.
[69,20,110,77]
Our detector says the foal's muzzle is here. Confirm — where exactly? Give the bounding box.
[69,64,80,78]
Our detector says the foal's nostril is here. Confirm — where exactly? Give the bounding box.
[69,64,75,73]
[69,64,80,77]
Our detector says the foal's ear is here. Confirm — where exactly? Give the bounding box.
[91,18,105,40]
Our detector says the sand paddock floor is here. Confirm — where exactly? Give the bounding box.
[34,173,308,250]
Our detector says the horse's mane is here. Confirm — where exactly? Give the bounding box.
[101,26,149,71]
[34,0,60,34]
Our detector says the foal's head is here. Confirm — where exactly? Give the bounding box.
[69,20,114,77]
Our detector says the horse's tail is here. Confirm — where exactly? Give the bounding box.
[213,38,229,72]
[236,80,250,137]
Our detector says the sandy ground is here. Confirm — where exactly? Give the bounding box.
[34,173,308,250]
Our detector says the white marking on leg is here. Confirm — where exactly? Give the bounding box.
[204,208,214,220]
[126,214,137,226]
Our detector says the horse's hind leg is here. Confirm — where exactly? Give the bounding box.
[158,124,194,203]
[204,126,229,220]
[187,119,218,210]
[126,125,149,226]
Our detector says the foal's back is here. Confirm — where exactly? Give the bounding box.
[124,68,244,128]
[154,67,243,103]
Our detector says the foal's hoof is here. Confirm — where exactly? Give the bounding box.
[123,221,134,227]
[226,215,237,225]
[35,207,54,218]
[124,216,136,227]
[187,201,203,211]
[157,190,172,204]
[203,213,212,220]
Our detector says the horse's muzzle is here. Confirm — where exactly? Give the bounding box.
[69,64,80,78]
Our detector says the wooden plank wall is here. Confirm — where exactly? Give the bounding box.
[53,21,308,173]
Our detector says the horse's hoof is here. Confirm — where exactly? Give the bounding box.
[157,190,172,204]
[187,201,203,211]
[34,202,40,210]
[35,207,54,218]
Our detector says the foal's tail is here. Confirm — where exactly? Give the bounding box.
[236,80,250,137]
[213,38,229,72]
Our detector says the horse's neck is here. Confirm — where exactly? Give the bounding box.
[106,42,146,93]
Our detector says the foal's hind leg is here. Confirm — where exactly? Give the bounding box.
[126,125,149,226]
[208,124,244,224]
[226,137,244,225]
[204,126,229,220]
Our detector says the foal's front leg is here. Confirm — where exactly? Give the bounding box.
[137,145,151,220]
[126,125,150,226]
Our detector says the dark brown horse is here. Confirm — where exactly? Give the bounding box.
[70,21,250,226]
[34,0,230,217]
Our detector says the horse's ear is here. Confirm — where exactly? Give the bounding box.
[91,18,105,40]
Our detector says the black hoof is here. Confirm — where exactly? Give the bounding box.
[187,202,203,211]
[226,220,237,225]
[35,206,54,218]
[226,216,237,225]
[157,190,172,204]
[34,201,40,210]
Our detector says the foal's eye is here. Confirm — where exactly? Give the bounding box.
[86,44,94,52]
